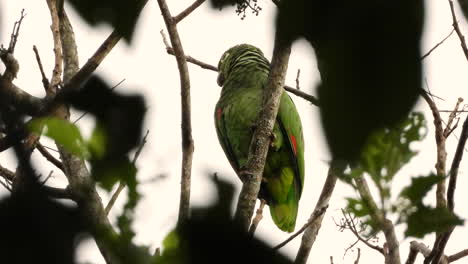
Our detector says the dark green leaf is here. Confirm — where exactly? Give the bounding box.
[93,158,136,191]
[400,174,444,204]
[458,0,468,20]
[276,0,424,162]
[28,117,89,158]
[66,0,147,43]
[405,206,463,238]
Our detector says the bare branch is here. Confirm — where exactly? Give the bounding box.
[294,160,345,263]
[448,248,468,262]
[33,45,50,90]
[354,175,400,264]
[429,114,468,264]
[447,109,468,211]
[284,85,320,106]
[248,199,266,235]
[421,28,455,60]
[165,46,218,71]
[406,241,431,264]
[295,69,301,90]
[0,10,25,80]
[158,0,194,226]
[448,0,468,61]
[174,0,206,24]
[7,9,26,53]
[443,98,463,138]
[354,248,361,264]
[162,44,320,106]
[46,0,63,93]
[421,91,448,209]
[340,210,385,255]
[274,204,327,250]
[35,142,65,172]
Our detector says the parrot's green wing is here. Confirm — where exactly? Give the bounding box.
[263,92,304,232]
[214,88,262,173]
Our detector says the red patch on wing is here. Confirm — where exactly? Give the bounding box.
[216,107,223,121]
[290,134,297,155]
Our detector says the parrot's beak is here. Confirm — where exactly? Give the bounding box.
[217,72,225,87]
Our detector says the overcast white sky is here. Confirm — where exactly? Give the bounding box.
[1,0,468,263]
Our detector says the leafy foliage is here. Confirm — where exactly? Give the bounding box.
[0,191,85,264]
[66,75,146,253]
[66,0,147,43]
[275,0,424,162]
[210,0,262,19]
[397,175,464,238]
[344,112,427,233]
[157,176,293,264]
[28,117,90,159]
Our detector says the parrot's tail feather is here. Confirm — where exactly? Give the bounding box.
[269,190,298,233]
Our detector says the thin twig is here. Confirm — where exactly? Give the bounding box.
[72,79,126,124]
[274,205,327,250]
[354,175,400,264]
[421,28,455,60]
[33,45,50,90]
[421,91,448,209]
[105,130,149,215]
[448,0,468,61]
[173,0,206,24]
[36,142,65,172]
[341,210,385,255]
[295,69,301,90]
[354,248,361,264]
[158,0,194,226]
[248,199,266,235]
[8,9,26,53]
[443,98,463,138]
[161,42,320,106]
[294,160,345,264]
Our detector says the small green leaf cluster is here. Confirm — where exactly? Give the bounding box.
[342,112,463,238]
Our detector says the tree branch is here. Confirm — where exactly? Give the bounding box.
[354,175,400,264]
[46,0,63,94]
[35,142,65,172]
[173,0,206,24]
[294,160,345,264]
[48,3,126,263]
[33,45,50,91]
[234,33,291,231]
[448,0,468,61]
[448,248,468,262]
[163,46,320,106]
[157,0,194,226]
[429,114,468,264]
[421,28,455,60]
[421,92,448,209]
[339,210,385,255]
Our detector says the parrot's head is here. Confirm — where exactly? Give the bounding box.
[217,44,269,87]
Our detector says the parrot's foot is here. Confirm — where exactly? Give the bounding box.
[270,132,281,151]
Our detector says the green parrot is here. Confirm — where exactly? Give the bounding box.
[214,44,305,232]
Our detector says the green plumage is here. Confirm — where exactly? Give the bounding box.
[214,44,305,232]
